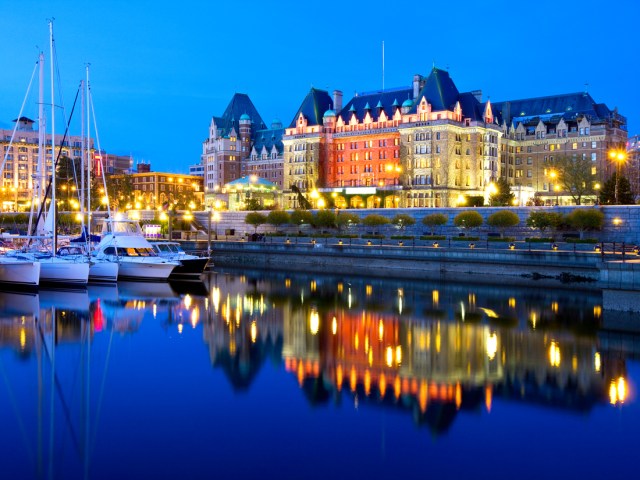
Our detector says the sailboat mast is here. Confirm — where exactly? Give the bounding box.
[86,65,92,234]
[49,20,57,255]
[38,52,45,206]
[80,79,86,230]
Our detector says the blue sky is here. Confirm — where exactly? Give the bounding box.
[1,0,639,173]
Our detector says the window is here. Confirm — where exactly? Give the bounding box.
[572,143,578,150]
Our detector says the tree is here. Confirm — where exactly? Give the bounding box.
[290,210,313,231]
[105,174,134,210]
[566,208,604,239]
[312,210,337,229]
[526,211,563,236]
[336,212,360,232]
[555,155,595,205]
[599,173,634,205]
[391,213,416,231]
[266,210,290,232]
[453,210,483,233]
[422,213,448,234]
[489,178,515,206]
[362,214,390,235]
[487,210,519,237]
[245,212,267,233]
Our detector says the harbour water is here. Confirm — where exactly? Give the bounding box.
[0,269,638,479]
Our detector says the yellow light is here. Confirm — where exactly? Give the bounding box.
[177,324,183,334]
[75,213,83,222]
[594,352,601,372]
[378,319,384,341]
[317,198,326,209]
[456,194,466,206]
[134,202,141,209]
[432,290,439,307]
[549,341,561,367]
[486,332,497,360]
[613,218,622,226]
[251,321,257,343]
[386,346,393,367]
[395,345,402,365]
[609,381,618,405]
[331,316,337,335]
[309,309,319,335]
[20,328,26,349]
[617,377,627,404]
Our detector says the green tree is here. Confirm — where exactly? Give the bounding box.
[487,210,520,237]
[290,210,313,231]
[391,213,416,231]
[422,213,448,234]
[555,154,595,205]
[312,210,337,229]
[526,211,563,235]
[105,174,134,210]
[336,212,360,232]
[566,208,604,239]
[454,210,483,232]
[599,173,634,205]
[244,198,262,211]
[489,178,515,206]
[362,214,390,235]
[245,212,267,233]
[266,210,290,232]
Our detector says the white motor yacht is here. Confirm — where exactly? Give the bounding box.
[56,245,119,283]
[149,241,210,280]
[94,219,178,282]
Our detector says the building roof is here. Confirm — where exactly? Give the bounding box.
[225,175,278,189]
[288,88,334,128]
[252,126,284,155]
[214,93,266,137]
[340,86,412,122]
[492,92,620,126]
[415,68,460,112]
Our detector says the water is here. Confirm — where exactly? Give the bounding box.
[0,270,639,479]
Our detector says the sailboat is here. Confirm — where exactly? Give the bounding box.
[56,65,118,283]
[20,21,90,287]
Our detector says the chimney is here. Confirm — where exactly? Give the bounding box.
[413,74,422,99]
[333,90,343,113]
[471,90,482,102]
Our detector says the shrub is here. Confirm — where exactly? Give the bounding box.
[336,212,360,232]
[312,210,337,229]
[245,212,267,233]
[487,210,520,237]
[422,213,447,234]
[566,209,604,239]
[290,210,314,228]
[266,210,290,230]
[526,211,563,233]
[391,213,416,230]
[453,210,483,230]
[362,214,390,234]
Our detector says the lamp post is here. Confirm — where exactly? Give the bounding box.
[609,150,627,204]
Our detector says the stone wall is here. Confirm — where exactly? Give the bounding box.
[195,206,640,244]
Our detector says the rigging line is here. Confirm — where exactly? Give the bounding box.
[89,88,113,220]
[0,58,39,175]
[52,38,69,130]
[29,84,81,241]
[35,315,83,457]
[0,357,35,463]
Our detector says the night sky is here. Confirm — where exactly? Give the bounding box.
[1,0,638,172]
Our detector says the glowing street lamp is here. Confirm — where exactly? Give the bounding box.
[609,150,627,204]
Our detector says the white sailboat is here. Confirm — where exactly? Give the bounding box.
[30,20,89,286]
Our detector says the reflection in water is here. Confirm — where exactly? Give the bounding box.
[199,270,630,433]
[0,271,636,477]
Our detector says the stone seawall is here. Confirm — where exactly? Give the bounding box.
[211,241,602,288]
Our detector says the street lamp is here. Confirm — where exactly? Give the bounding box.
[594,183,601,205]
[608,150,627,204]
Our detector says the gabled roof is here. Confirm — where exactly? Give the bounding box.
[414,68,460,112]
[252,127,284,155]
[492,92,615,126]
[339,86,412,122]
[288,88,334,128]
[214,93,266,137]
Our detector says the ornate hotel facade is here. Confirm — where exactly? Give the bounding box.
[202,68,627,209]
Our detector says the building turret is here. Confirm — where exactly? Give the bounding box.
[239,113,252,152]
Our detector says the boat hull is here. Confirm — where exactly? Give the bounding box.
[39,258,90,287]
[117,260,176,282]
[169,258,209,280]
[0,259,41,290]
[89,261,119,283]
